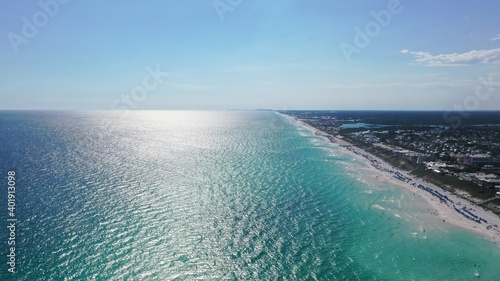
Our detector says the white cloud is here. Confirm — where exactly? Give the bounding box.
[165,82,211,91]
[492,34,500,41]
[400,48,500,66]
[326,80,476,90]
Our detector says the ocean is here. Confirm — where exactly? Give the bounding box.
[1,110,500,280]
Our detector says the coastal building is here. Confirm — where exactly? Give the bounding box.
[362,133,379,143]
[401,152,434,164]
[472,174,500,189]
[453,153,465,163]
[415,154,434,164]
[426,162,453,174]
[464,154,493,165]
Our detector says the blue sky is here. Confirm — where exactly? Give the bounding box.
[1,0,499,110]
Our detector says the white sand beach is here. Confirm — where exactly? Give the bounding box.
[293,117,500,243]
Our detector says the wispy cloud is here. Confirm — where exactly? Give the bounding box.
[165,82,211,91]
[400,48,500,66]
[492,34,500,41]
[325,80,477,90]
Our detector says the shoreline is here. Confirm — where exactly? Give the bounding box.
[288,115,500,243]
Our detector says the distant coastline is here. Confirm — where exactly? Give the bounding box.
[280,112,500,242]
[279,110,500,212]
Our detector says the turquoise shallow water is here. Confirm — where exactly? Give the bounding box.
[1,110,500,280]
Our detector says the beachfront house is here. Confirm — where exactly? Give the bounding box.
[464,154,493,165]
[472,174,500,189]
